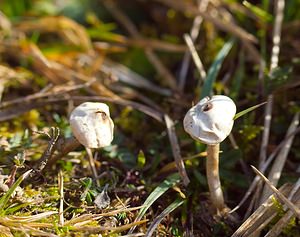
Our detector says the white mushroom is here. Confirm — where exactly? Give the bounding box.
[70,102,114,149]
[183,95,236,145]
[183,95,236,214]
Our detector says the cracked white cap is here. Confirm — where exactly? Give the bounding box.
[70,102,114,148]
[183,95,236,145]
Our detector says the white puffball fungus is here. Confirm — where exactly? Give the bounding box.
[183,95,236,145]
[70,102,114,149]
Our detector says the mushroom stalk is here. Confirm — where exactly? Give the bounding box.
[206,144,225,213]
[183,95,236,214]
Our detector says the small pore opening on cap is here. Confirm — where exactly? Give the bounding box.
[202,102,213,112]
[96,111,107,120]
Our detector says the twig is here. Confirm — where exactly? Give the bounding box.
[45,136,81,168]
[34,127,60,172]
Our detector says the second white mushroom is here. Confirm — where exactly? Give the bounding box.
[70,102,114,149]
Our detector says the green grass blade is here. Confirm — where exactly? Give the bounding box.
[128,173,181,234]
[201,39,235,99]
[145,198,184,237]
[0,169,32,215]
[234,102,267,120]
[243,1,273,22]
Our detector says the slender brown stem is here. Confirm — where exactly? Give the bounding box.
[45,136,81,168]
[206,144,225,213]
[86,148,100,187]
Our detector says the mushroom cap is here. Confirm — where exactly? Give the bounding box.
[70,102,114,149]
[183,95,236,145]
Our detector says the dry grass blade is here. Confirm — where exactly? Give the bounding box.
[58,171,64,226]
[0,212,58,237]
[102,0,177,90]
[0,95,164,123]
[145,198,184,237]
[4,211,57,222]
[123,37,187,52]
[64,206,143,226]
[0,65,20,102]
[179,0,208,91]
[0,10,12,34]
[109,85,164,111]
[70,220,147,233]
[255,94,274,210]
[230,127,300,213]
[102,59,171,96]
[157,152,206,176]
[231,184,292,237]
[0,224,13,237]
[259,95,273,169]
[183,34,206,81]
[71,96,164,122]
[120,234,145,237]
[17,16,92,50]
[260,113,299,203]
[270,0,285,71]
[288,177,300,201]
[156,0,257,43]
[255,0,286,209]
[164,114,190,186]
[144,49,177,90]
[251,166,300,218]
[265,202,300,237]
[0,80,96,108]
[1,41,117,98]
